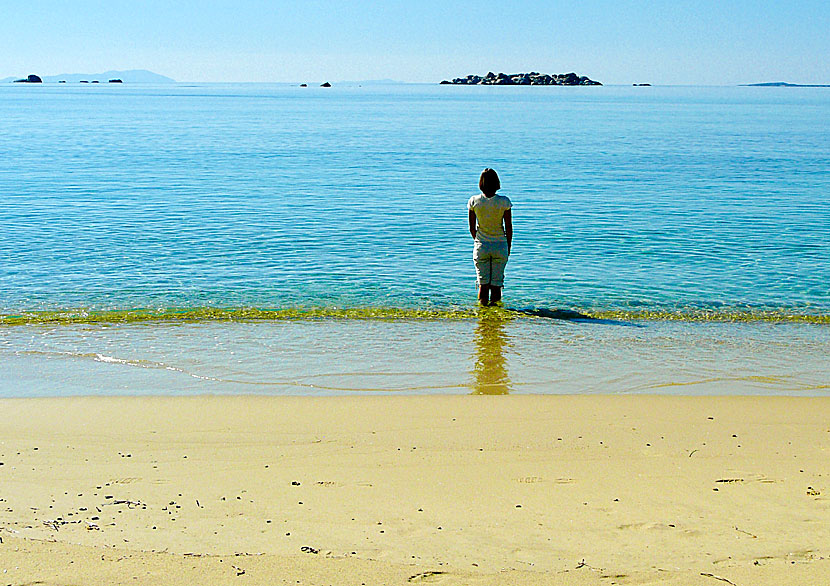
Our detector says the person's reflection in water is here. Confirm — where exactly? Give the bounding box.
[471,309,512,395]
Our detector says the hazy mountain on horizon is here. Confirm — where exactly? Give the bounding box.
[741,81,830,87]
[1,69,176,83]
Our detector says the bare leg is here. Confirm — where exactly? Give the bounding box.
[478,285,490,306]
[490,286,502,305]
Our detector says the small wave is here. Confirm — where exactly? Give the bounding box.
[13,349,476,392]
[19,350,227,382]
[90,354,222,381]
[0,305,828,326]
[93,353,133,365]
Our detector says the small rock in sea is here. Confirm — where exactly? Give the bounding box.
[108,79,122,83]
[300,83,307,87]
[13,74,42,83]
[320,82,331,87]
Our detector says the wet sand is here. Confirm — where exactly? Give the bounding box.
[1,395,829,584]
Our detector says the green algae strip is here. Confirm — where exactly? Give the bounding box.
[0,306,479,325]
[588,309,830,324]
[1,306,828,326]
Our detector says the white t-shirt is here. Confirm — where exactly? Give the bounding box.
[468,193,512,242]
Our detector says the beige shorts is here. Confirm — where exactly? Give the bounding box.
[473,239,509,287]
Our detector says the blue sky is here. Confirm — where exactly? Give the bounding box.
[3,0,828,84]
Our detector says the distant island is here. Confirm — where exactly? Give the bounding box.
[742,82,830,87]
[441,72,601,86]
[2,69,175,84]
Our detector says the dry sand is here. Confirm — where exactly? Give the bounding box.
[1,395,829,585]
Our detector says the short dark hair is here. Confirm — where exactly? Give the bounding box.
[479,168,501,194]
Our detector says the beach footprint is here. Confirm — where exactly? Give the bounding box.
[407,570,447,583]
[717,472,779,484]
[617,521,681,532]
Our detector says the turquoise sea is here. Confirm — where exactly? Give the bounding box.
[1,83,828,396]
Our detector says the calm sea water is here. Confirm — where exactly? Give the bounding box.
[1,83,828,396]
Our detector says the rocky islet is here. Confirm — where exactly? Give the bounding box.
[441,71,601,85]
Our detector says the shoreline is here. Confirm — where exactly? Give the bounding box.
[1,395,829,584]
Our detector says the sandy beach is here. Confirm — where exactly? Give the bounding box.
[1,394,829,585]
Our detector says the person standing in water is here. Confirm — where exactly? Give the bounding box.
[468,168,512,306]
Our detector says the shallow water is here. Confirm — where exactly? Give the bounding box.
[1,83,828,397]
[2,314,827,397]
